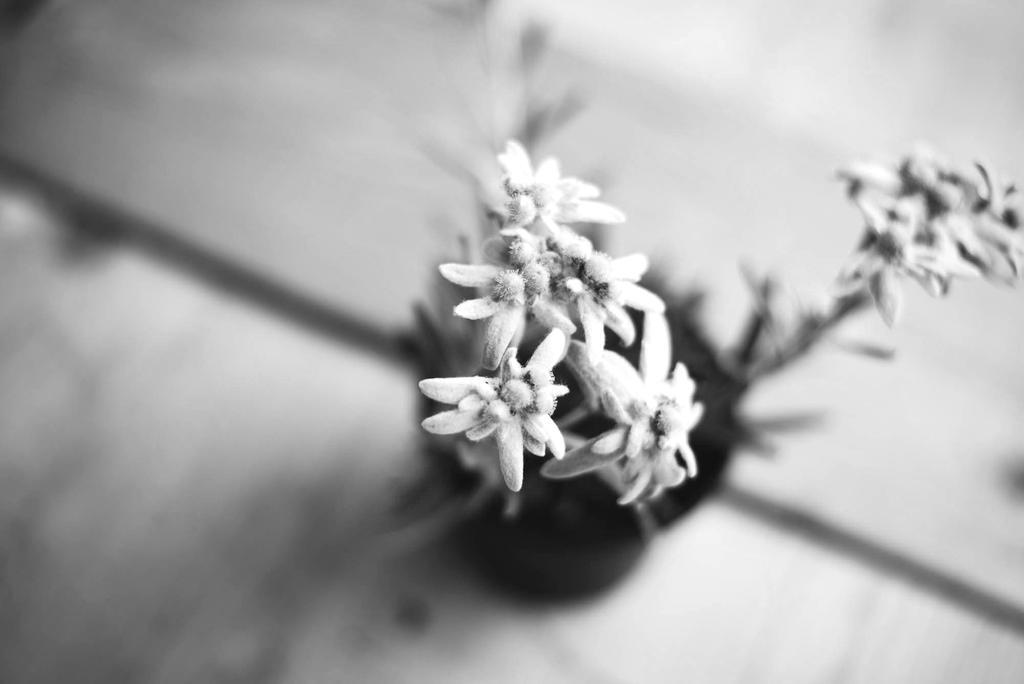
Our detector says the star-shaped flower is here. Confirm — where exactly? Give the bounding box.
[440,231,575,370]
[542,313,703,505]
[498,140,625,234]
[549,231,666,362]
[419,329,570,492]
[836,196,979,326]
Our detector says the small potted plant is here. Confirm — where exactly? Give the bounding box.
[413,135,1021,600]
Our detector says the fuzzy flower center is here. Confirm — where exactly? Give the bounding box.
[653,402,687,438]
[491,270,527,303]
[506,194,538,226]
[499,379,534,413]
[521,262,551,299]
[508,237,538,267]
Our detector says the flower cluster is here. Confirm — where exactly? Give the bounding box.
[420,141,700,504]
[440,143,664,370]
[836,148,1022,326]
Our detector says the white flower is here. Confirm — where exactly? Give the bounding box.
[420,329,570,492]
[542,313,703,505]
[445,227,662,368]
[440,231,576,370]
[836,196,979,326]
[498,140,625,234]
[549,231,665,362]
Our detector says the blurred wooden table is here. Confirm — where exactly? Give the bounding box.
[1,1,1023,682]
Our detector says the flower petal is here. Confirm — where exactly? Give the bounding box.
[653,449,686,487]
[534,157,561,185]
[419,377,493,404]
[592,428,627,455]
[678,444,699,477]
[599,388,633,425]
[668,362,696,402]
[686,401,705,431]
[599,351,647,404]
[640,312,672,386]
[465,420,498,441]
[531,300,577,335]
[497,422,525,491]
[524,432,547,456]
[539,215,571,239]
[527,328,567,370]
[560,178,600,200]
[617,468,653,505]
[563,341,603,408]
[483,306,524,370]
[537,413,565,459]
[562,200,626,224]
[421,409,482,435]
[498,140,533,188]
[618,282,665,313]
[623,423,647,459]
[838,161,902,194]
[868,269,902,327]
[541,435,624,479]
[578,297,607,363]
[609,253,649,282]
[603,301,636,347]
[439,263,502,287]
[454,298,500,320]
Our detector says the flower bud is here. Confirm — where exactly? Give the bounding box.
[491,270,527,303]
[508,237,538,266]
[521,262,551,299]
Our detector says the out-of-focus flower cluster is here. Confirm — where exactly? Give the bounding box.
[419,141,700,503]
[836,148,1022,326]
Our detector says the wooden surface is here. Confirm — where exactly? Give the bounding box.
[1,1,1023,682]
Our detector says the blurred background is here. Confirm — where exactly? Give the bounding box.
[1,0,1023,682]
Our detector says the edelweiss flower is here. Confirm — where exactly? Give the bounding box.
[441,231,575,370]
[542,313,703,505]
[836,196,979,326]
[549,231,665,362]
[498,140,625,234]
[420,329,570,492]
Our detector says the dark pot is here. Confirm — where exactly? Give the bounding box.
[453,439,735,601]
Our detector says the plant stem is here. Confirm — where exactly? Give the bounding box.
[744,290,871,381]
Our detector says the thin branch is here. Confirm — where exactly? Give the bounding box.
[745,290,870,380]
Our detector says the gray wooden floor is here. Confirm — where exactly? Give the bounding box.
[1,1,1023,682]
